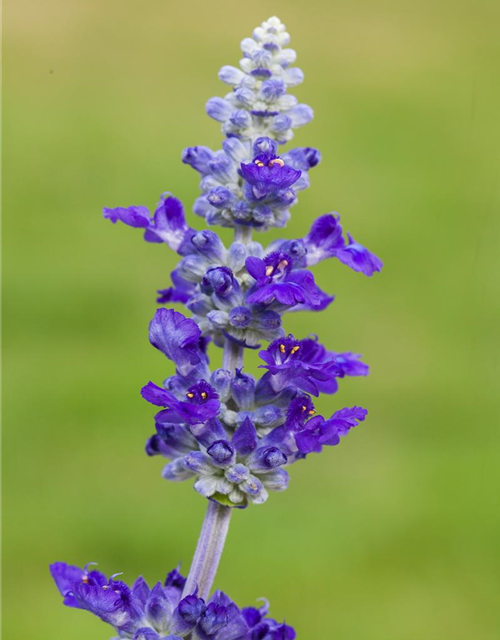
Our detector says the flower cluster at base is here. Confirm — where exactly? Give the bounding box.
[142,308,367,507]
[51,562,294,640]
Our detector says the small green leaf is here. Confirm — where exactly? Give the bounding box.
[210,493,248,509]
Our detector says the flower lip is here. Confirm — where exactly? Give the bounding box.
[185,381,218,405]
[240,154,302,195]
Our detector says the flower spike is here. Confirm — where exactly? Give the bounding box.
[52,15,383,640]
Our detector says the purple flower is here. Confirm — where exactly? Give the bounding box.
[50,562,107,608]
[245,252,332,311]
[141,380,220,426]
[303,214,383,276]
[50,562,142,634]
[295,406,368,454]
[246,251,293,286]
[242,602,296,640]
[149,309,206,376]
[240,148,301,198]
[102,205,151,227]
[335,232,383,276]
[260,338,369,396]
[51,560,297,640]
[259,335,346,396]
[103,194,195,252]
[285,395,317,430]
[333,352,370,377]
[50,562,206,640]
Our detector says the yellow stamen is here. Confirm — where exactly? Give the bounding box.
[279,344,286,354]
[291,346,300,354]
[265,265,274,276]
[201,392,207,400]
[301,405,307,412]
[186,392,194,399]
[308,409,316,416]
[82,576,89,583]
[277,259,289,270]
[269,158,285,167]
[255,160,265,167]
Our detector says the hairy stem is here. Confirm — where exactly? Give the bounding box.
[182,225,252,601]
[222,339,244,371]
[182,500,232,600]
[234,223,253,245]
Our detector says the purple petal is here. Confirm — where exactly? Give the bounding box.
[141,382,175,407]
[304,214,345,265]
[232,417,258,455]
[240,162,301,195]
[149,195,193,251]
[50,562,85,608]
[335,234,383,276]
[245,256,267,281]
[295,431,321,454]
[149,309,203,376]
[334,352,369,377]
[103,205,151,228]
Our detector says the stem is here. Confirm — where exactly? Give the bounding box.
[222,339,244,371]
[182,500,232,600]
[234,224,253,245]
[182,225,252,601]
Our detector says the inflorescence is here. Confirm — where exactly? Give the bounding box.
[52,16,382,638]
[51,562,295,640]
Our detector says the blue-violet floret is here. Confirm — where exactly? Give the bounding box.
[50,563,295,640]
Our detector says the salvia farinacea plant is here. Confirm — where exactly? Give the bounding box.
[51,16,382,639]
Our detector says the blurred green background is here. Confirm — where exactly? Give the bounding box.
[3,1,500,638]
